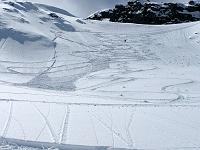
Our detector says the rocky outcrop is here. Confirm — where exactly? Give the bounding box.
[88,0,200,24]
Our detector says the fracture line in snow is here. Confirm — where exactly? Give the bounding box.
[1,102,13,137]
[59,105,70,144]
[0,98,200,108]
[33,105,58,143]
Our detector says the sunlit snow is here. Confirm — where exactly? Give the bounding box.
[0,0,200,150]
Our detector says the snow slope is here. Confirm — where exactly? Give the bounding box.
[0,0,200,150]
[18,0,200,17]
[16,0,128,17]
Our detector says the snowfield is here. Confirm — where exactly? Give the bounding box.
[0,0,200,150]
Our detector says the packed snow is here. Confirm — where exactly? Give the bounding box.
[0,0,200,150]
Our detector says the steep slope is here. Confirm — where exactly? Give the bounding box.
[0,0,200,150]
[16,0,128,17]
[0,1,82,90]
[21,0,200,17]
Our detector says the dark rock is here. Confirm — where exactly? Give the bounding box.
[88,0,200,25]
[115,4,125,10]
[187,5,200,12]
[49,13,59,19]
[189,0,195,5]
[8,2,15,6]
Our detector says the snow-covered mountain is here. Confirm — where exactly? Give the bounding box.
[16,0,200,17]
[14,0,128,17]
[0,0,200,150]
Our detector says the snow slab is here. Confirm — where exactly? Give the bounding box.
[0,1,200,150]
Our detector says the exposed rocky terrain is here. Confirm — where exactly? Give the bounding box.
[88,0,200,24]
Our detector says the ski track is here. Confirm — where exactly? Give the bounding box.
[126,112,134,149]
[33,105,58,143]
[91,112,130,146]
[0,38,7,53]
[59,105,70,144]
[88,112,99,145]
[35,104,51,141]
[37,34,58,77]
[0,5,200,149]
[1,102,13,138]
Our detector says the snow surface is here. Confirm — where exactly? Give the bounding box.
[0,0,200,150]
[14,0,128,18]
[14,0,200,17]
